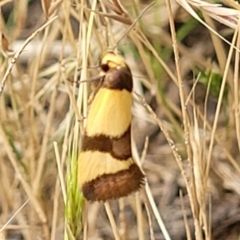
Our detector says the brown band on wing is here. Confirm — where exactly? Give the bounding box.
[82,126,132,160]
[102,66,133,92]
[82,163,145,201]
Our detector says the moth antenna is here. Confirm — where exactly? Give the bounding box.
[77,65,99,71]
[80,75,103,84]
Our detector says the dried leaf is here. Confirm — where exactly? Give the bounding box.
[0,32,12,56]
[1,33,9,52]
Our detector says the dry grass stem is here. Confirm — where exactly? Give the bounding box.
[0,200,29,233]
[104,202,121,240]
[0,16,58,96]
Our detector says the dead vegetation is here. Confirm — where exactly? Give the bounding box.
[0,0,240,239]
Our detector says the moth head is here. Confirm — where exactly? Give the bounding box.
[99,52,132,91]
[100,51,126,71]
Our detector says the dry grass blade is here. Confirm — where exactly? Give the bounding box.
[104,202,121,240]
[0,124,47,223]
[206,28,239,178]
[0,200,29,233]
[48,0,63,18]
[53,142,66,204]
[144,196,155,240]
[180,191,192,240]
[41,0,51,17]
[41,0,62,18]
[0,16,58,97]
[135,192,144,240]
[176,0,240,48]
[132,133,171,240]
[233,21,240,151]
[117,1,155,44]
[145,182,171,240]
[223,0,240,10]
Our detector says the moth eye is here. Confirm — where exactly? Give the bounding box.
[100,64,109,72]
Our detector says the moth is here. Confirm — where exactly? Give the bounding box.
[78,51,145,201]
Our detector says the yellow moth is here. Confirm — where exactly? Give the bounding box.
[78,52,144,201]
